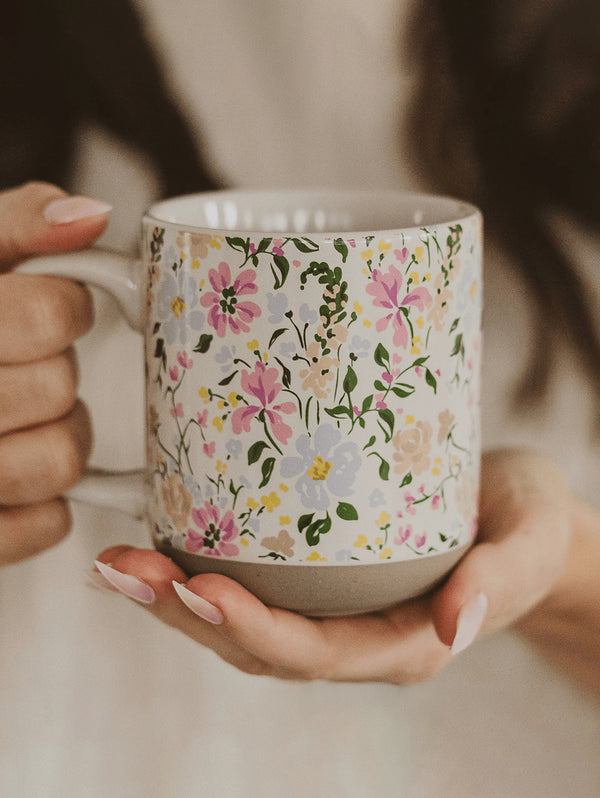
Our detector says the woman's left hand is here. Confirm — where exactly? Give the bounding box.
[92,449,572,683]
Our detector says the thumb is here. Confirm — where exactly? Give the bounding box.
[430,450,571,655]
[0,181,112,269]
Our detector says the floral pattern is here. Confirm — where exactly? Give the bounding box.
[145,213,482,564]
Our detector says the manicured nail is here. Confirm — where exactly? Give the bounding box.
[172,581,224,624]
[86,568,121,594]
[94,560,155,604]
[451,592,488,656]
[44,196,113,224]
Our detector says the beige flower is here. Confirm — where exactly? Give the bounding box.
[427,274,454,331]
[299,341,338,399]
[161,473,193,530]
[437,409,455,445]
[454,469,478,522]
[392,421,432,476]
[261,529,295,558]
[176,231,213,261]
[317,321,348,352]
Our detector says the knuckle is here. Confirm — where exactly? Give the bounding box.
[47,421,87,491]
[28,279,83,350]
[41,353,79,418]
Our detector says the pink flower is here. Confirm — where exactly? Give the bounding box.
[169,366,179,381]
[375,393,387,410]
[197,410,208,427]
[249,243,257,254]
[186,501,239,557]
[272,239,285,257]
[200,261,261,337]
[177,351,193,369]
[366,265,432,348]
[353,405,361,416]
[203,441,216,458]
[432,494,441,510]
[231,362,295,445]
[394,525,412,545]
[394,247,409,263]
[415,533,427,549]
[170,403,184,418]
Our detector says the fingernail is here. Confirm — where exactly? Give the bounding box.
[44,196,113,224]
[451,592,488,656]
[94,560,155,604]
[86,568,121,594]
[172,581,224,624]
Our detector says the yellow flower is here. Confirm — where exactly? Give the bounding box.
[375,537,383,546]
[353,301,363,314]
[279,515,291,526]
[279,483,289,493]
[306,551,327,562]
[198,386,209,400]
[424,272,431,281]
[361,248,373,261]
[307,455,332,481]
[363,319,372,328]
[246,498,260,510]
[170,296,186,319]
[378,239,392,253]
[405,414,415,425]
[212,417,224,431]
[227,392,239,408]
[416,316,425,329]
[216,460,227,475]
[376,511,390,527]
[191,258,201,270]
[262,352,269,362]
[217,399,225,410]
[362,268,370,277]
[354,534,368,549]
[261,492,281,513]
[247,339,259,351]
[209,236,222,249]
[408,271,420,284]
[241,537,249,547]
[414,246,424,261]
[380,548,393,560]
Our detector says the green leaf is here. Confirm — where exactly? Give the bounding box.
[274,356,292,389]
[226,236,248,252]
[268,328,287,348]
[391,385,415,398]
[154,338,164,358]
[333,238,349,263]
[325,405,353,419]
[374,342,390,369]
[361,395,373,414]
[336,502,358,521]
[247,440,270,465]
[363,435,377,450]
[258,457,276,489]
[377,408,395,441]
[378,458,390,480]
[449,317,460,334]
[193,333,213,354]
[374,380,388,392]
[298,513,314,534]
[425,369,437,393]
[450,333,463,357]
[257,237,272,253]
[400,472,413,487]
[293,237,319,253]
[306,513,332,546]
[271,255,290,289]
[342,365,358,395]
[412,356,429,367]
[218,370,238,386]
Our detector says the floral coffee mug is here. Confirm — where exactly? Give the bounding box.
[22,190,482,615]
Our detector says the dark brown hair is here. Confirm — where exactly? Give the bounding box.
[406,0,600,406]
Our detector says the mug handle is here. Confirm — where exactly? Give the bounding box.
[18,249,147,519]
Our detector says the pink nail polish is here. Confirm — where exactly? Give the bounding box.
[172,581,224,624]
[94,560,155,604]
[86,568,121,594]
[44,196,113,224]
[451,592,488,656]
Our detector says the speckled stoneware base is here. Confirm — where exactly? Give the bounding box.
[155,539,471,616]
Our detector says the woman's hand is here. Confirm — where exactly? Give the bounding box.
[93,449,574,684]
[0,182,111,564]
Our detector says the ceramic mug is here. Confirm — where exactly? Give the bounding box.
[22,189,482,615]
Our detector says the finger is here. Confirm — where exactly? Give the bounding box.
[0,273,94,363]
[0,400,92,505]
[0,499,72,565]
[0,348,79,435]
[431,450,571,651]
[0,182,111,269]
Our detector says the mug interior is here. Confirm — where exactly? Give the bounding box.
[146,189,479,235]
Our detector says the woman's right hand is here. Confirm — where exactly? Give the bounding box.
[0,182,111,564]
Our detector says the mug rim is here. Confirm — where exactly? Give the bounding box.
[144,188,481,237]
